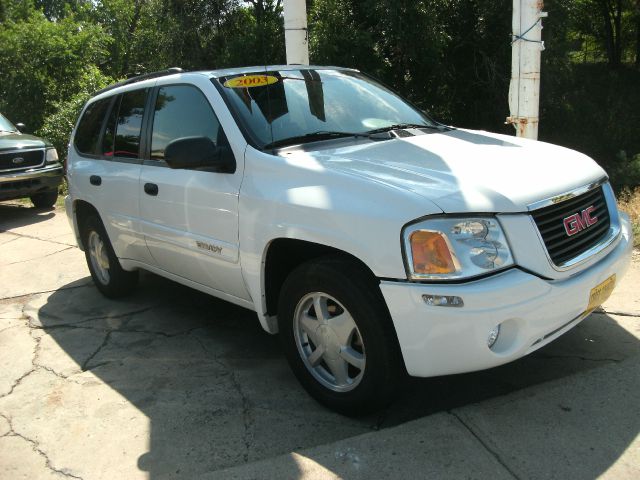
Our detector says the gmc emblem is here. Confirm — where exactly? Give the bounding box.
[563,206,598,236]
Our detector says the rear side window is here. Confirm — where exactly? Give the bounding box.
[74,98,110,155]
[112,89,148,159]
[150,85,224,160]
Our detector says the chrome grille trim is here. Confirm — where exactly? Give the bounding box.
[526,177,608,212]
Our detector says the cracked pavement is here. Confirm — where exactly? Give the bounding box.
[1,201,639,479]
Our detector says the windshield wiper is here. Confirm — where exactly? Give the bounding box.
[263,123,451,150]
[365,123,448,135]
[263,130,371,149]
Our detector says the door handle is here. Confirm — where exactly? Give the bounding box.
[89,175,102,186]
[144,183,159,196]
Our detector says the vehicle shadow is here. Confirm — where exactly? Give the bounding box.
[35,274,640,479]
[0,201,55,231]
[34,274,377,478]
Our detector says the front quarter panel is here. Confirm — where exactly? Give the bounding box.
[239,146,443,326]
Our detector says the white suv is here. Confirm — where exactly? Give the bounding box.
[66,66,633,414]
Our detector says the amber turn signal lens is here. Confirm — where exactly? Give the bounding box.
[410,231,456,274]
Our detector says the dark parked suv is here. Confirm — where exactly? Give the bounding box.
[0,113,63,208]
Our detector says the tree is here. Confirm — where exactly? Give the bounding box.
[0,6,110,131]
[571,0,636,67]
[37,66,113,164]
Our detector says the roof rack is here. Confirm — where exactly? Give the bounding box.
[94,67,184,96]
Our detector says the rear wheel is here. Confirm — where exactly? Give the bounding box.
[278,255,403,415]
[81,215,138,298]
[30,190,58,208]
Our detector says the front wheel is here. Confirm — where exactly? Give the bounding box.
[278,256,404,415]
[30,190,58,208]
[81,215,138,298]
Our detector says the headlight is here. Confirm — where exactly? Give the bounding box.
[403,217,514,280]
[45,148,59,164]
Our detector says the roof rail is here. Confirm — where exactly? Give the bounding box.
[94,67,184,96]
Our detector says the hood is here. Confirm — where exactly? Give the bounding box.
[283,129,607,213]
[0,132,50,151]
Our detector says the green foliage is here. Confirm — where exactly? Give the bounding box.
[0,5,110,132]
[311,0,513,127]
[37,66,113,164]
[539,64,640,189]
[68,0,287,77]
[609,151,640,190]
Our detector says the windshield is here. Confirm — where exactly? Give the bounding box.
[214,69,436,148]
[0,113,17,132]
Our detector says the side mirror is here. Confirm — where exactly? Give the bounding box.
[15,123,26,133]
[164,136,236,173]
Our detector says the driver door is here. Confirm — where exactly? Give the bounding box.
[138,82,249,301]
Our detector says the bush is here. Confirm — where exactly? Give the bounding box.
[539,65,640,190]
[618,187,640,247]
[37,66,113,166]
[0,8,111,132]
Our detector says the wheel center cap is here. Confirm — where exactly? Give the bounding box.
[316,325,340,359]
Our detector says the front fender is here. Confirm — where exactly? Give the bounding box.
[238,147,441,330]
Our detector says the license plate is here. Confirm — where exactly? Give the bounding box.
[586,274,616,313]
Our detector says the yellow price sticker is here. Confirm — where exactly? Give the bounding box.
[223,75,278,89]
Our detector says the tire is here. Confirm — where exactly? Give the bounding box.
[30,190,58,208]
[278,255,404,415]
[80,214,138,298]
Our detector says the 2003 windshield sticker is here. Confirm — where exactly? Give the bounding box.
[223,75,278,88]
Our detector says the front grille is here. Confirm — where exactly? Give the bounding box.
[532,185,610,266]
[0,149,45,171]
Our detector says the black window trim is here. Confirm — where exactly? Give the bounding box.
[111,87,150,165]
[73,87,151,165]
[96,94,119,161]
[75,83,233,169]
[142,85,166,168]
[72,97,113,160]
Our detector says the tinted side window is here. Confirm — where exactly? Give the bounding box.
[74,98,110,155]
[151,85,224,160]
[114,89,148,159]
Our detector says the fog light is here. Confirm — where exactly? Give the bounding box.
[422,294,464,307]
[487,324,501,348]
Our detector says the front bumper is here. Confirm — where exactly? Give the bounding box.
[380,212,634,378]
[0,165,63,201]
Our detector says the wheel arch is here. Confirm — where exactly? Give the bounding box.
[262,238,382,330]
[73,199,101,251]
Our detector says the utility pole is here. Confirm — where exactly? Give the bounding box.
[507,0,547,140]
[283,0,309,65]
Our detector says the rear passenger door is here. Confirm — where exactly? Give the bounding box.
[71,87,154,264]
[138,81,250,301]
[98,88,155,264]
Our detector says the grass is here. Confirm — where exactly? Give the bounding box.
[618,186,640,248]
